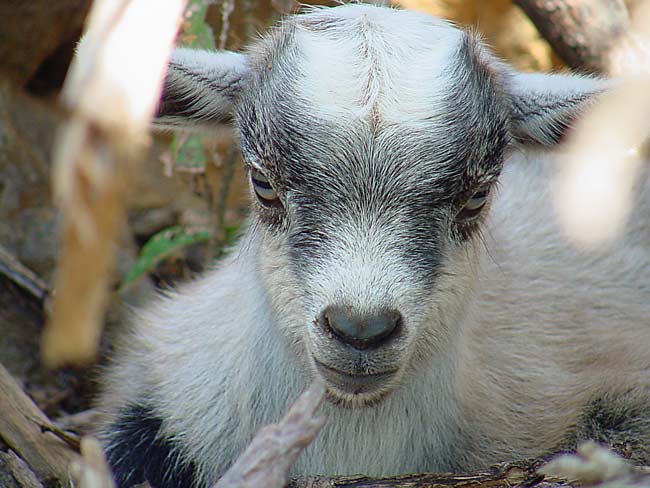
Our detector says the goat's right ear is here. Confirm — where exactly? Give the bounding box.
[154,48,251,130]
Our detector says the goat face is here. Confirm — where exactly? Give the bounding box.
[157,4,603,406]
[234,6,511,406]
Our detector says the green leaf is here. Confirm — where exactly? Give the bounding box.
[121,226,211,289]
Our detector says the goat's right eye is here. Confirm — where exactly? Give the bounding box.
[250,168,281,208]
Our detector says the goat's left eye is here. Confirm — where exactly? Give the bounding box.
[250,168,281,207]
[457,187,489,222]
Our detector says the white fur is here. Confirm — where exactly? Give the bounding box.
[99,5,650,487]
[296,5,459,124]
[154,48,249,129]
[101,149,650,485]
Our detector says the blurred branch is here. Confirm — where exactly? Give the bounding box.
[553,1,650,247]
[0,450,43,488]
[514,0,630,73]
[541,442,650,488]
[70,437,116,488]
[213,143,239,242]
[42,0,186,367]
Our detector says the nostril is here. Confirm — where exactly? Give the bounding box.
[318,305,402,349]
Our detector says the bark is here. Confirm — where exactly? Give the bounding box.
[0,450,44,488]
[0,364,80,486]
[213,382,327,488]
[514,0,630,73]
[288,460,553,488]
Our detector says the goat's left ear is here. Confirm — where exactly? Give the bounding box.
[154,48,251,130]
[505,72,607,146]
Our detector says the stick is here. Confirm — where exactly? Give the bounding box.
[213,381,327,488]
[0,450,43,488]
[70,436,116,488]
[0,363,79,485]
[0,244,49,304]
[42,0,187,367]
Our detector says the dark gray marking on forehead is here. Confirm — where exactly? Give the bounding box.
[283,126,450,286]
[237,20,510,196]
[235,14,511,284]
[236,20,306,182]
[433,31,511,189]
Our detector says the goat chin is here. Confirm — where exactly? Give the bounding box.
[96,4,650,488]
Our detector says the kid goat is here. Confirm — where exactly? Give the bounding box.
[98,4,650,488]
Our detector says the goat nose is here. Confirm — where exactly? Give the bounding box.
[319,305,402,349]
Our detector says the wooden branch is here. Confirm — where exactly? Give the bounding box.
[287,446,650,488]
[42,0,187,367]
[0,363,80,485]
[213,382,326,488]
[286,460,559,488]
[0,244,49,305]
[0,450,43,488]
[513,0,630,73]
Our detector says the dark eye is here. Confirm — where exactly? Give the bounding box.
[456,187,490,222]
[250,168,281,208]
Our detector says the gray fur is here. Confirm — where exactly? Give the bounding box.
[155,48,250,129]
[98,5,650,488]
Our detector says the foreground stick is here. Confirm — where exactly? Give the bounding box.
[214,382,326,488]
[42,0,186,367]
[0,364,79,485]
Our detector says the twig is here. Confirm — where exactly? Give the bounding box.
[70,436,116,488]
[540,442,650,488]
[42,0,187,367]
[213,381,326,488]
[219,0,235,50]
[0,244,49,305]
[54,408,103,436]
[38,420,81,451]
[0,363,79,485]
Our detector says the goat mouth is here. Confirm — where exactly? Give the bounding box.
[313,359,398,398]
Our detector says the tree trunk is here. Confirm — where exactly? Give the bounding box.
[514,0,630,73]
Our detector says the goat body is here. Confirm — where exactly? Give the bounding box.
[98,5,650,488]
